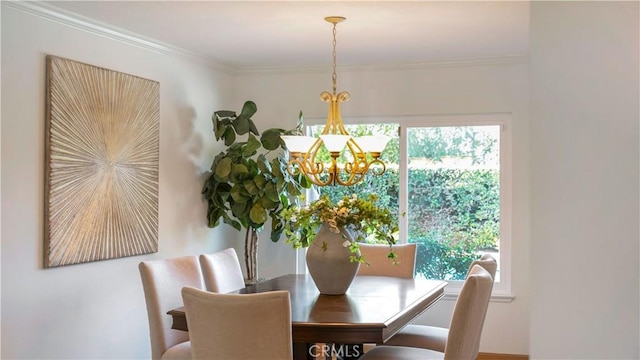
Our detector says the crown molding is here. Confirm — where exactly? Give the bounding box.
[235,55,530,75]
[2,0,237,74]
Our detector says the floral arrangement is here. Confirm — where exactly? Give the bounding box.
[281,193,399,263]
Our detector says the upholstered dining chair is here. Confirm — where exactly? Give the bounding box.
[357,243,417,278]
[139,255,204,360]
[199,248,245,293]
[385,253,498,353]
[181,286,293,360]
[359,265,493,360]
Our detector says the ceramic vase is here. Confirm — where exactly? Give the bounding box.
[306,223,360,295]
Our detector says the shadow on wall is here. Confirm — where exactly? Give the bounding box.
[160,104,209,248]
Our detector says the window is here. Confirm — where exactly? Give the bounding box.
[309,113,512,296]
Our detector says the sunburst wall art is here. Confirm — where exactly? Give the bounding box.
[44,55,160,267]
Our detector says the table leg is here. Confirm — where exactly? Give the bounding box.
[293,342,312,360]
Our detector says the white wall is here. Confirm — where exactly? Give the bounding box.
[236,60,532,355]
[1,5,243,359]
[530,2,639,359]
[4,1,638,359]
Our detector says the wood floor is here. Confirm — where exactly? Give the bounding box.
[478,352,529,360]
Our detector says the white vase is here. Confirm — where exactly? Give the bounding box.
[306,223,360,295]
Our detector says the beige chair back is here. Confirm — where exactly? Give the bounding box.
[357,243,417,279]
[359,264,494,360]
[465,253,497,356]
[139,255,203,360]
[182,286,293,360]
[199,248,245,293]
[444,264,493,360]
[466,253,498,280]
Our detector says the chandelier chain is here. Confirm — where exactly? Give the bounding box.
[332,22,338,95]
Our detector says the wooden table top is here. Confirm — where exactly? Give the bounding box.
[168,274,446,345]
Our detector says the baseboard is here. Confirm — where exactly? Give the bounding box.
[478,352,529,360]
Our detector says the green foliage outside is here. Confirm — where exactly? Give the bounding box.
[407,169,499,280]
[315,124,500,281]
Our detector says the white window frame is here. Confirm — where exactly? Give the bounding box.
[298,113,514,302]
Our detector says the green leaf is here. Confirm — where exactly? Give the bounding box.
[260,196,278,210]
[254,174,267,188]
[240,100,258,119]
[207,208,223,228]
[297,111,304,128]
[270,217,285,242]
[213,111,235,139]
[279,193,290,208]
[223,127,236,146]
[243,179,259,195]
[211,181,231,202]
[257,154,272,173]
[261,129,284,150]
[248,119,259,136]
[299,174,312,188]
[214,110,236,120]
[233,115,250,135]
[201,172,214,197]
[230,163,249,183]
[214,157,232,180]
[271,158,284,178]
[222,216,242,231]
[249,202,268,225]
[286,182,298,195]
[246,159,259,178]
[265,182,279,202]
[213,118,224,140]
[243,134,261,156]
[230,184,249,203]
[231,202,249,220]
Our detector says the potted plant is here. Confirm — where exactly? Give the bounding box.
[202,100,311,283]
[281,193,399,294]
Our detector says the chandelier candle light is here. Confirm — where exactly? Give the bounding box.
[281,16,391,187]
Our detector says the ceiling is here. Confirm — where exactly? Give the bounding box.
[41,1,530,70]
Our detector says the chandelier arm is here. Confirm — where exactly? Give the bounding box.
[311,175,334,187]
[286,156,323,177]
[345,159,368,175]
[344,140,368,174]
[368,159,387,176]
[307,165,335,187]
[332,92,351,136]
[285,139,325,177]
[303,138,325,175]
[285,159,302,176]
[334,168,367,186]
[301,159,324,175]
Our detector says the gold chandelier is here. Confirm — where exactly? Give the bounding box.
[281,16,391,187]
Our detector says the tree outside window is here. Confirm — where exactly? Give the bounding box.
[311,122,502,282]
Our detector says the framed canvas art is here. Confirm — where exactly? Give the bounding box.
[44,55,160,267]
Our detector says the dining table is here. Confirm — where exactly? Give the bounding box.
[168,273,447,360]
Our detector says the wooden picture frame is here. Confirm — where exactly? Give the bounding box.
[44,55,160,267]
